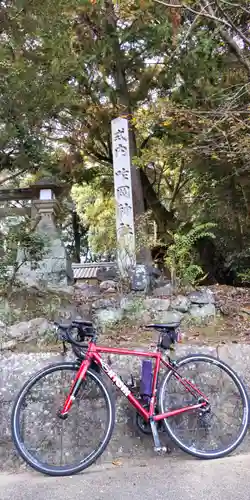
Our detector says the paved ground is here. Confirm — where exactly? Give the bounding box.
[0,453,249,500]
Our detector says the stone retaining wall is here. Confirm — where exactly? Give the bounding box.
[1,343,250,471]
[0,286,218,351]
[93,287,217,329]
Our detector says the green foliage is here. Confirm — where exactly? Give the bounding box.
[0,0,250,283]
[0,219,48,288]
[72,182,157,257]
[226,248,250,286]
[165,223,217,287]
[237,270,250,285]
[11,224,47,264]
[72,182,116,254]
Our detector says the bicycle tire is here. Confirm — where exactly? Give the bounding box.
[11,362,115,476]
[158,354,249,459]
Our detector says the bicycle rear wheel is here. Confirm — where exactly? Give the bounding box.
[11,362,115,476]
[158,354,249,459]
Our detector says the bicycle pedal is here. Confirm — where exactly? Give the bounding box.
[154,446,167,455]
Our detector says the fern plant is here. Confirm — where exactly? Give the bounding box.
[165,222,216,288]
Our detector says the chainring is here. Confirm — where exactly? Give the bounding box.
[135,402,164,435]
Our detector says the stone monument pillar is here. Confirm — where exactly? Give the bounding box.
[16,179,73,287]
[111,117,136,276]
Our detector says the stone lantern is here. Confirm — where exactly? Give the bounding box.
[17,178,73,287]
[31,178,62,223]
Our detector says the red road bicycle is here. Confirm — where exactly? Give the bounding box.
[11,319,249,476]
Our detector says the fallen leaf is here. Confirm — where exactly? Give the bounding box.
[112,459,122,466]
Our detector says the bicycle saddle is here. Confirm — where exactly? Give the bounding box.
[145,322,181,330]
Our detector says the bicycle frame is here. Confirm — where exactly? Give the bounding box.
[61,343,208,421]
[60,342,208,422]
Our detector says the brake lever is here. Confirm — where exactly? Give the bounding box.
[54,324,68,346]
[58,331,68,341]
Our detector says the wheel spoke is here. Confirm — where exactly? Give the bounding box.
[12,364,115,476]
[159,355,248,458]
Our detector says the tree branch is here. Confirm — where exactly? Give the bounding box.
[165,176,174,191]
[87,148,112,164]
[153,0,250,63]
[201,0,250,78]
[215,0,250,47]
[157,0,250,78]
[219,0,250,16]
[0,167,28,186]
[140,169,176,231]
[169,160,185,210]
[139,134,155,152]
[153,0,232,27]
[179,177,191,191]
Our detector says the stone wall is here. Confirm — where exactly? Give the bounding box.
[1,343,250,471]
[1,282,250,471]
[0,283,219,351]
[92,286,216,330]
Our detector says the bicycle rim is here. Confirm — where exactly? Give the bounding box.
[11,363,115,476]
[158,354,249,459]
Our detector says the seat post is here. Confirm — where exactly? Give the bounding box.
[156,332,163,351]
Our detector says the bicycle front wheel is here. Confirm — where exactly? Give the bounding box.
[11,362,115,476]
[158,354,249,459]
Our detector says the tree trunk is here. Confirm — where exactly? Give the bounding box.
[105,0,151,264]
[72,211,81,263]
[129,130,152,263]
[230,176,244,251]
[140,169,177,240]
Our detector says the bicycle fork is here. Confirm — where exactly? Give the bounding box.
[58,360,91,419]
